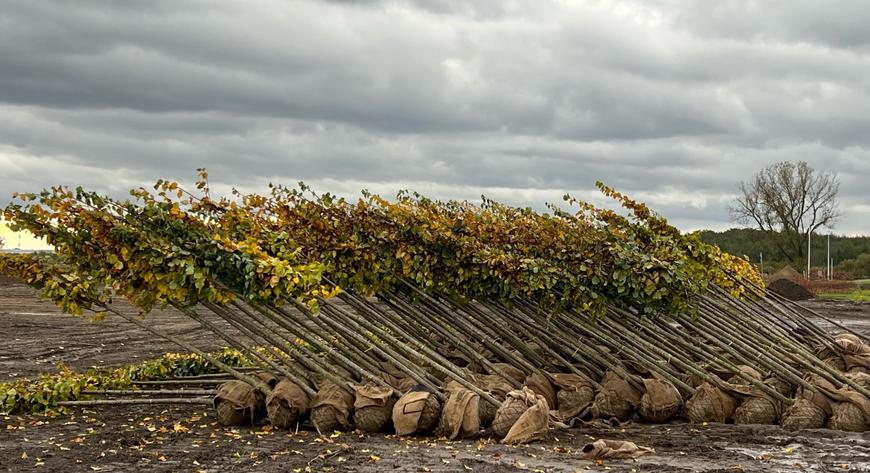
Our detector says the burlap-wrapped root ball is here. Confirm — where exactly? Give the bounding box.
[834,333,867,355]
[845,371,870,390]
[835,334,870,374]
[781,373,836,430]
[214,380,266,427]
[469,374,513,428]
[491,393,529,438]
[639,378,682,423]
[686,382,738,423]
[827,375,870,432]
[734,395,779,425]
[266,379,311,430]
[392,389,442,436]
[551,373,596,422]
[418,394,442,433]
[822,356,847,372]
[681,372,705,389]
[591,371,642,422]
[767,377,795,398]
[734,377,792,425]
[478,398,499,427]
[310,380,354,434]
[378,361,417,394]
[352,384,396,432]
[490,387,550,443]
[436,385,481,440]
[730,365,763,385]
[524,372,557,410]
[473,374,513,399]
[782,398,828,430]
[828,400,867,432]
[255,371,280,389]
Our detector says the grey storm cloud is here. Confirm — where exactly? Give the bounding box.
[1,0,868,234]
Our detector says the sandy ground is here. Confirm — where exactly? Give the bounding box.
[1,277,870,472]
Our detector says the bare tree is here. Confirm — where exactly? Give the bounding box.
[730,161,839,265]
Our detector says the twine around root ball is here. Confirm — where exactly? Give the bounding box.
[478,398,499,427]
[214,380,265,427]
[355,404,394,432]
[828,402,867,432]
[416,395,443,434]
[557,386,595,417]
[781,398,828,430]
[491,397,529,438]
[592,372,642,422]
[216,401,258,427]
[311,405,345,434]
[733,396,779,425]
[686,383,737,424]
[639,379,682,424]
[267,400,303,430]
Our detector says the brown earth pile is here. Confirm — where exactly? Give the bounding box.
[767,278,814,301]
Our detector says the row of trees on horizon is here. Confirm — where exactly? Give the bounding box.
[698,228,870,279]
[709,160,866,279]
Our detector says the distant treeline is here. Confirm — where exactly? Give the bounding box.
[697,228,870,278]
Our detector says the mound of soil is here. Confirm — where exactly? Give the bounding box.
[768,278,814,301]
[769,265,806,283]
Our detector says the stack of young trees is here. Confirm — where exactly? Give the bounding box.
[2,172,868,441]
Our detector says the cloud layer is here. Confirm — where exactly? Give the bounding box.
[1,0,868,234]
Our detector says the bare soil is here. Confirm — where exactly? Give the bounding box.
[2,278,870,472]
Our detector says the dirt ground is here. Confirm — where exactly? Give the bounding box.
[2,277,870,472]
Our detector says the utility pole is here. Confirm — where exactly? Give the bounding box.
[807,231,812,279]
[760,252,764,275]
[827,233,831,280]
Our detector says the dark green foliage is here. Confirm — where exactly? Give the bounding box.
[698,228,870,276]
[838,254,870,279]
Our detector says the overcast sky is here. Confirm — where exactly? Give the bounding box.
[2,0,869,243]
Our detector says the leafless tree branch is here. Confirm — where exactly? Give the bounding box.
[729,161,840,265]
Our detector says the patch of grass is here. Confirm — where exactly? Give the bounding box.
[816,289,870,302]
